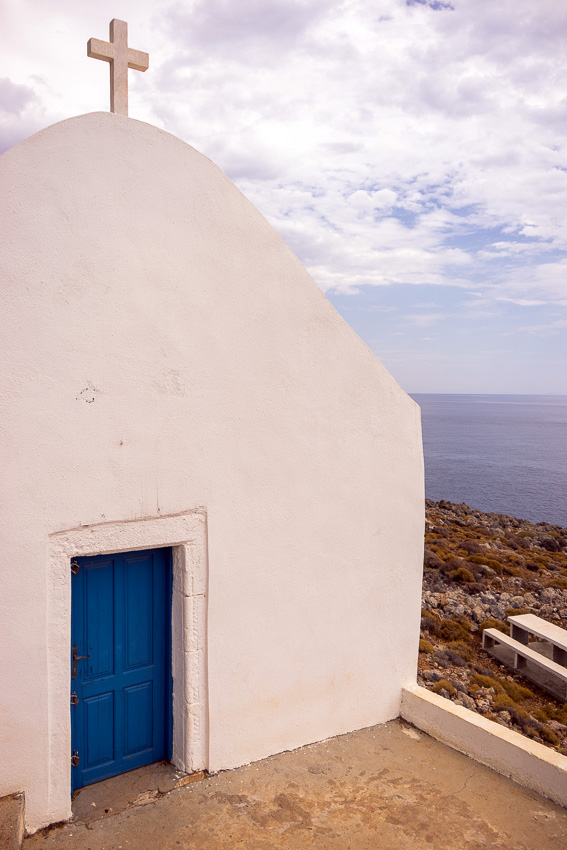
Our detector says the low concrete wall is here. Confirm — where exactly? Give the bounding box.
[401,685,567,808]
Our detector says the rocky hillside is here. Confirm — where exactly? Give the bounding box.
[419,499,567,754]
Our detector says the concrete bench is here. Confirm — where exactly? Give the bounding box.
[507,613,567,666]
[482,628,567,699]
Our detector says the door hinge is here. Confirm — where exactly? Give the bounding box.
[70,691,79,706]
[71,750,80,767]
[70,560,80,575]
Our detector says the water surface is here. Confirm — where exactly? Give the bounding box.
[411,394,567,527]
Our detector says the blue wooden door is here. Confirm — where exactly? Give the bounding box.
[71,548,171,793]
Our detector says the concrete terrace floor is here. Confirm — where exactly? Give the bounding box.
[26,719,567,850]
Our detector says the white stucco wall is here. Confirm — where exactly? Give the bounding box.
[0,113,424,831]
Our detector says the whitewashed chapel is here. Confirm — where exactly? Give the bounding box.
[0,21,424,832]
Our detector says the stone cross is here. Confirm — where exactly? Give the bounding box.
[87,19,149,117]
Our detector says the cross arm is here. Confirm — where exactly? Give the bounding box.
[127,48,149,73]
[87,38,114,63]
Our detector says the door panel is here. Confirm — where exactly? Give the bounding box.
[71,547,171,793]
[85,559,114,679]
[124,682,153,753]
[125,556,153,668]
[84,692,114,766]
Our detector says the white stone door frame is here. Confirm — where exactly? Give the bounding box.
[47,511,208,823]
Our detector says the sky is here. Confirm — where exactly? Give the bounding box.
[1,0,566,394]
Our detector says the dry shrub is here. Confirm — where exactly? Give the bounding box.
[432,679,457,697]
[468,554,504,573]
[479,618,509,635]
[540,537,563,553]
[460,539,485,555]
[540,727,561,747]
[500,680,534,703]
[492,692,517,712]
[472,673,533,706]
[542,703,567,726]
[440,619,471,643]
[449,567,475,583]
[433,648,468,667]
[447,641,473,662]
[424,549,443,569]
[421,609,442,637]
[533,707,551,723]
[440,557,465,574]
[547,577,567,589]
[470,673,504,694]
[419,639,434,654]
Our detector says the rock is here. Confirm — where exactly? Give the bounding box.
[498,711,511,723]
[422,670,442,682]
[456,694,476,711]
[510,595,526,607]
[424,549,443,569]
[471,606,484,623]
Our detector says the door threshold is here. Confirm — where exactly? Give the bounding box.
[72,762,205,826]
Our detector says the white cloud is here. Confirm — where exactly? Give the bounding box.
[0,78,37,115]
[0,0,565,316]
[518,318,567,334]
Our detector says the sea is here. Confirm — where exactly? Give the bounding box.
[410,394,567,528]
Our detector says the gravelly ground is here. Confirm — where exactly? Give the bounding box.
[24,720,567,850]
